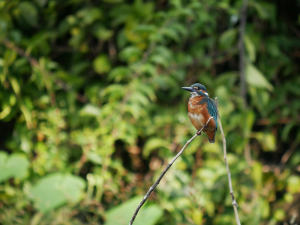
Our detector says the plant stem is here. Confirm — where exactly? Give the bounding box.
[129,117,213,225]
[215,97,241,225]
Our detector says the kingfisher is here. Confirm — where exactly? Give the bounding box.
[182,83,218,143]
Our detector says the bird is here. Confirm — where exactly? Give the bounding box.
[182,83,218,143]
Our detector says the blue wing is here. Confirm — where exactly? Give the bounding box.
[207,98,218,130]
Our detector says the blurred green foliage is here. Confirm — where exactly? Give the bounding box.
[0,0,300,224]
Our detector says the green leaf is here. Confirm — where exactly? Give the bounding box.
[251,162,262,189]
[287,175,300,194]
[274,209,285,221]
[260,198,270,218]
[0,152,30,182]
[20,103,32,128]
[219,29,237,49]
[244,35,256,62]
[77,8,102,25]
[108,67,131,82]
[93,26,113,40]
[34,0,48,7]
[254,132,276,151]
[246,63,273,91]
[105,196,163,225]
[18,2,38,27]
[9,77,20,96]
[243,110,255,138]
[93,55,111,74]
[87,152,102,165]
[4,50,17,66]
[80,104,101,117]
[143,138,170,157]
[161,27,180,42]
[119,46,142,63]
[0,105,11,119]
[30,173,86,212]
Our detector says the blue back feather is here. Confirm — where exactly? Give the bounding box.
[207,98,218,130]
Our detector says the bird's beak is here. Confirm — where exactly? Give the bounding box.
[182,87,196,92]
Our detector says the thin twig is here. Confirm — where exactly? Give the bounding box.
[239,0,248,108]
[1,39,39,67]
[129,117,214,225]
[281,141,299,165]
[215,97,241,225]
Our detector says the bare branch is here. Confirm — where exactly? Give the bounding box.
[129,117,214,225]
[215,97,241,225]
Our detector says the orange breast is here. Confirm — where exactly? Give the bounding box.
[188,97,216,131]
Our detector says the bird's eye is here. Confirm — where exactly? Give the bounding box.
[193,87,198,90]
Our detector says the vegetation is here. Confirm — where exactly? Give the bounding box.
[0,0,300,224]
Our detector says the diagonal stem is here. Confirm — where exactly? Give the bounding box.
[129,117,214,225]
[215,97,241,225]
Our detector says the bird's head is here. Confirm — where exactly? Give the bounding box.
[182,83,209,98]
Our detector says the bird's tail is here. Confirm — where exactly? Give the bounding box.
[206,130,216,143]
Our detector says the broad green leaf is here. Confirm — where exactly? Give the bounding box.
[80,104,101,117]
[161,27,180,42]
[87,152,102,165]
[93,55,111,74]
[105,196,163,225]
[108,67,131,82]
[30,173,86,212]
[192,208,203,225]
[77,8,102,25]
[93,26,113,40]
[4,50,17,66]
[253,132,276,151]
[0,152,29,182]
[219,29,237,49]
[274,209,285,221]
[143,138,170,157]
[18,2,38,27]
[119,46,142,63]
[246,63,273,91]
[287,176,300,194]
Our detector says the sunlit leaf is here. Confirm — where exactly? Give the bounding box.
[31,173,86,212]
[287,176,300,194]
[0,152,29,182]
[251,162,262,189]
[80,104,101,117]
[143,138,170,157]
[93,55,111,74]
[246,63,273,91]
[105,196,163,225]
[244,35,256,62]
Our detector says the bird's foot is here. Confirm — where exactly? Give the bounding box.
[197,130,202,135]
[232,199,238,207]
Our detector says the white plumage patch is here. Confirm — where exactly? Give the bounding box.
[188,112,205,128]
[190,92,198,98]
